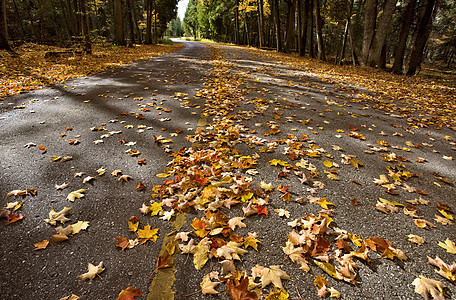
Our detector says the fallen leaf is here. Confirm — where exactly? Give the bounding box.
[67,189,86,202]
[72,221,89,234]
[137,225,159,244]
[33,240,49,250]
[260,265,291,289]
[118,175,133,182]
[116,287,143,300]
[45,207,72,225]
[408,234,425,245]
[59,295,80,300]
[437,238,456,254]
[226,276,258,300]
[78,262,105,280]
[411,275,445,300]
[428,256,456,282]
[200,273,220,295]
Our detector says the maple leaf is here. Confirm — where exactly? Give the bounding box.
[428,256,456,282]
[6,189,28,197]
[200,273,220,295]
[82,176,95,184]
[414,219,436,229]
[437,238,456,254]
[226,276,258,300]
[116,287,143,300]
[55,182,70,190]
[412,275,446,300]
[137,225,159,244]
[265,288,289,299]
[228,217,246,231]
[112,169,123,176]
[149,202,162,216]
[66,189,86,202]
[260,265,291,289]
[220,259,236,275]
[259,181,274,192]
[59,295,80,300]
[193,239,210,270]
[275,208,290,218]
[269,159,290,167]
[118,175,133,182]
[96,168,106,176]
[5,213,24,225]
[217,242,248,260]
[244,232,261,251]
[282,240,309,271]
[115,237,130,251]
[128,216,140,232]
[408,234,425,245]
[78,262,105,280]
[45,207,72,225]
[33,239,49,251]
[72,221,89,234]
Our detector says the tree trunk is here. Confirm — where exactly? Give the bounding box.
[145,0,152,44]
[0,0,9,50]
[235,0,240,45]
[301,0,310,55]
[153,0,158,43]
[309,0,314,57]
[66,0,76,36]
[407,0,437,75]
[284,0,296,53]
[297,0,303,55]
[367,0,398,67]
[272,0,282,52]
[80,0,91,53]
[392,0,416,74]
[114,0,125,45]
[314,0,325,60]
[126,0,135,44]
[73,0,81,36]
[337,0,353,65]
[258,0,264,48]
[12,0,26,40]
[244,13,250,46]
[361,0,376,65]
[132,0,141,43]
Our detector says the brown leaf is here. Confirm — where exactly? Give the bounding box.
[226,276,258,300]
[33,239,49,250]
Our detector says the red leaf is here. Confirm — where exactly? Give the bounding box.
[255,205,268,216]
[5,213,24,225]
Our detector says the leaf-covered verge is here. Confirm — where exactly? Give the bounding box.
[0,43,183,100]
[242,47,456,130]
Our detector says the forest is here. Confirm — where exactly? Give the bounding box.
[183,0,456,75]
[0,0,454,76]
[0,0,180,52]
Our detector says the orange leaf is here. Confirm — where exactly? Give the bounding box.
[116,287,143,300]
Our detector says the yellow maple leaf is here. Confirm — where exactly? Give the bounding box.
[137,225,159,244]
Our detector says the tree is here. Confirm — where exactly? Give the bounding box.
[361,0,377,65]
[0,0,10,50]
[113,0,125,45]
[392,0,417,74]
[272,0,281,52]
[407,0,438,75]
[366,0,398,67]
[314,0,325,60]
[80,0,91,53]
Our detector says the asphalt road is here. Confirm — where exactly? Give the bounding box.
[0,41,455,300]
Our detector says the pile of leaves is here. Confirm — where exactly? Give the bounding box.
[245,47,456,130]
[0,42,182,100]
